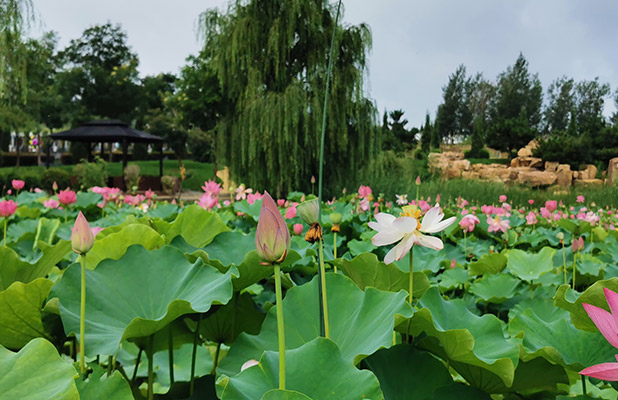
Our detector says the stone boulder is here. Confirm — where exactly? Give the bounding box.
[461,171,480,180]
[517,147,533,157]
[609,157,618,185]
[517,170,557,187]
[556,164,572,187]
[545,161,559,172]
[579,164,598,180]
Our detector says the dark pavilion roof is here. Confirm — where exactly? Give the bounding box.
[50,120,164,143]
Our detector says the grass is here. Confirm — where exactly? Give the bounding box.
[0,160,214,191]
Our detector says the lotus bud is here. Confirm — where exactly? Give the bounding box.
[311,175,316,184]
[572,237,584,253]
[556,232,564,241]
[297,198,320,225]
[71,211,95,255]
[330,212,342,233]
[255,192,291,265]
[415,176,421,186]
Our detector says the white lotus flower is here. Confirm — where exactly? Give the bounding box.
[369,205,456,265]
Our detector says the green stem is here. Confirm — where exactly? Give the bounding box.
[333,232,337,270]
[582,374,587,395]
[189,314,202,396]
[107,355,113,376]
[318,239,330,338]
[416,185,420,202]
[147,335,154,400]
[79,253,87,377]
[3,217,6,247]
[573,253,577,290]
[211,342,221,375]
[131,348,142,385]
[168,324,174,385]
[409,248,414,304]
[274,264,286,390]
[562,241,567,285]
[464,231,467,259]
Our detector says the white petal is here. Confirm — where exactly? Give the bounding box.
[415,232,444,250]
[383,234,415,265]
[392,216,417,233]
[423,216,456,234]
[372,229,405,246]
[383,245,400,265]
[420,206,442,232]
[368,221,383,231]
[374,212,396,226]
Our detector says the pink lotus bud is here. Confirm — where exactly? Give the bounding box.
[284,206,297,219]
[11,179,25,191]
[0,200,18,217]
[277,199,286,207]
[293,223,304,235]
[415,176,421,186]
[241,359,259,371]
[528,199,534,205]
[499,195,507,203]
[572,237,584,253]
[311,175,316,184]
[58,189,77,206]
[145,189,155,199]
[44,199,60,209]
[255,192,290,264]
[52,181,58,191]
[71,211,94,255]
[450,259,456,269]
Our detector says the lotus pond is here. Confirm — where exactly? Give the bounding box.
[3,183,618,399]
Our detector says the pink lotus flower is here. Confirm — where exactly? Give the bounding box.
[580,288,618,381]
[459,214,480,233]
[91,227,104,237]
[145,189,155,199]
[545,200,558,212]
[358,198,370,212]
[293,223,304,235]
[499,195,507,203]
[197,193,219,210]
[201,180,222,196]
[481,205,493,215]
[487,215,510,233]
[255,192,290,264]
[285,205,297,219]
[44,199,60,209]
[11,179,25,191]
[526,212,537,225]
[71,211,94,255]
[572,237,584,252]
[358,185,372,199]
[540,207,552,220]
[0,200,17,217]
[247,192,262,205]
[277,199,286,207]
[58,189,77,206]
[577,195,585,203]
[528,199,534,205]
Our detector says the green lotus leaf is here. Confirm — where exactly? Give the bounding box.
[200,292,266,345]
[33,217,60,250]
[217,338,384,400]
[204,231,256,268]
[505,247,556,282]
[233,199,262,221]
[85,223,164,269]
[217,273,412,377]
[147,203,179,220]
[0,278,53,349]
[468,253,507,276]
[0,240,71,290]
[52,245,235,356]
[554,278,618,332]
[431,382,492,399]
[395,246,447,274]
[469,273,521,303]
[362,345,455,399]
[437,267,469,291]
[332,252,429,297]
[0,338,78,399]
[408,287,520,392]
[75,364,132,400]
[161,204,230,247]
[347,239,376,257]
[261,390,313,400]
[508,307,615,371]
[506,357,569,396]
[7,219,38,244]
[577,254,605,278]
[75,192,104,209]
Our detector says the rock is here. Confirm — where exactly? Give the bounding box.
[574,179,604,187]
[442,151,465,160]
[607,157,618,185]
[517,170,557,187]
[581,164,598,180]
[478,165,510,182]
[445,166,462,179]
[452,159,471,171]
[461,171,479,180]
[510,158,520,168]
[572,171,580,180]
[545,161,559,172]
[556,164,572,187]
[517,147,533,157]
[528,158,543,169]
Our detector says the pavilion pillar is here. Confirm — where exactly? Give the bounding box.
[100,142,104,158]
[122,139,128,192]
[159,143,163,180]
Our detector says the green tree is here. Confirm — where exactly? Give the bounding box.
[437,64,471,143]
[55,23,141,124]
[467,115,486,158]
[420,112,432,153]
[199,0,378,195]
[431,107,441,149]
[466,73,494,126]
[487,53,542,155]
[574,77,610,135]
[544,76,574,134]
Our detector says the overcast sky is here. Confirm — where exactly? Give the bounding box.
[31,0,618,126]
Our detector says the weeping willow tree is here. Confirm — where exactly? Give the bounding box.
[199,0,379,195]
[0,0,33,102]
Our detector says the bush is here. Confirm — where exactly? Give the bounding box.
[124,164,141,192]
[464,148,489,159]
[73,157,108,189]
[70,142,90,164]
[362,151,429,198]
[161,175,176,195]
[413,149,427,160]
[41,168,72,191]
[188,128,214,163]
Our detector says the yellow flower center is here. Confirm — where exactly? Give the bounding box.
[400,205,422,230]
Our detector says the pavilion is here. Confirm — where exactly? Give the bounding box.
[48,120,165,190]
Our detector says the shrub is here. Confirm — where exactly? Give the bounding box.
[70,142,90,164]
[413,149,427,160]
[124,164,141,192]
[188,128,214,163]
[41,168,71,191]
[464,148,489,159]
[74,157,108,189]
[161,175,176,195]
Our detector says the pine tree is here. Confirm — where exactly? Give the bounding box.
[421,112,431,153]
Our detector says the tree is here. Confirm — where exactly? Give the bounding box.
[574,77,610,135]
[431,107,441,149]
[198,0,378,195]
[544,76,574,134]
[437,64,471,143]
[487,53,543,155]
[466,73,495,126]
[55,23,141,124]
[466,115,486,158]
[420,112,432,153]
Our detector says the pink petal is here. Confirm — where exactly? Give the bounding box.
[583,303,618,349]
[604,288,618,330]
[580,362,618,381]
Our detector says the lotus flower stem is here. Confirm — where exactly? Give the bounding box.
[147,334,154,400]
[168,324,174,384]
[211,342,222,375]
[582,374,587,395]
[333,233,338,273]
[409,247,414,305]
[3,218,6,247]
[318,240,330,338]
[189,314,202,396]
[572,253,577,290]
[107,355,113,376]
[562,241,567,285]
[274,264,286,389]
[131,348,142,384]
[79,254,87,376]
